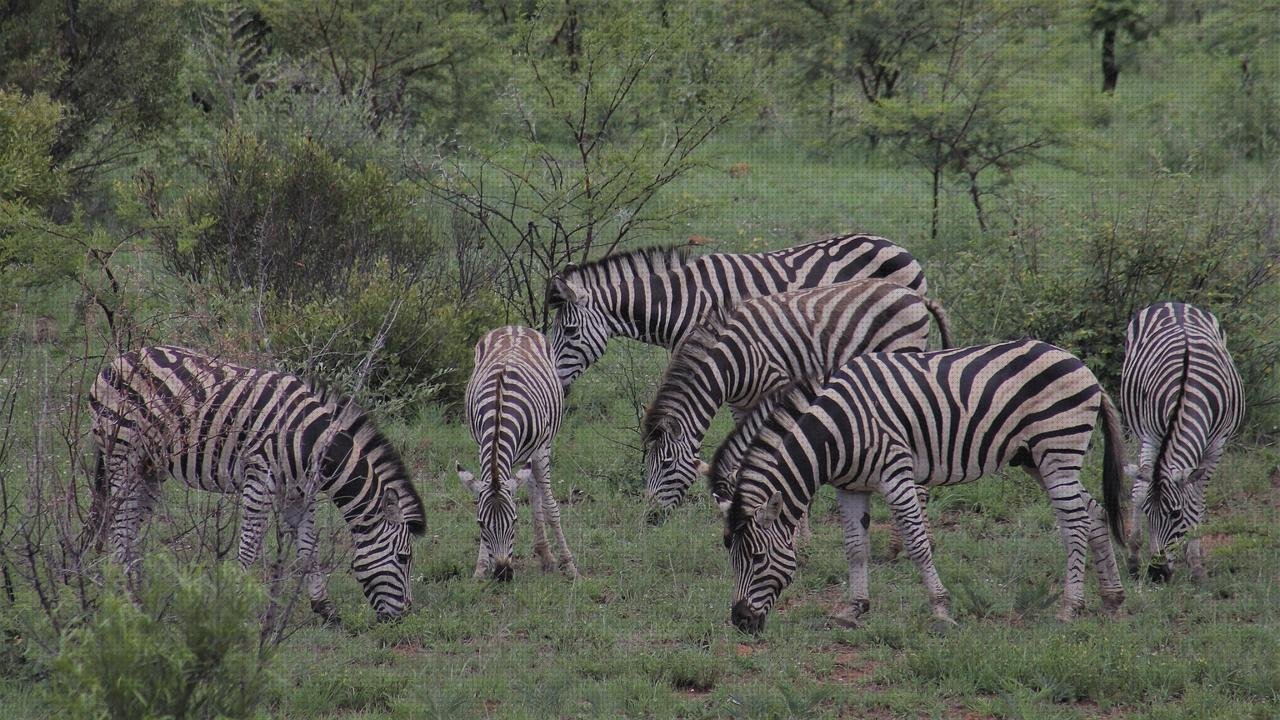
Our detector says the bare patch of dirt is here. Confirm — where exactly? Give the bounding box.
[392,640,424,657]
[1201,533,1235,553]
[825,643,878,684]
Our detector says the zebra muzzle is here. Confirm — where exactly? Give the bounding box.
[493,562,514,582]
[731,599,766,634]
[1147,563,1173,584]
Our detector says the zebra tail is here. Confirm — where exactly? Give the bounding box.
[922,297,956,349]
[1099,391,1128,544]
[83,446,108,554]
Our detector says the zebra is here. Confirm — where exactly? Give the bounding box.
[89,346,425,624]
[712,340,1127,633]
[643,279,953,510]
[1119,302,1244,583]
[546,233,928,388]
[456,327,579,582]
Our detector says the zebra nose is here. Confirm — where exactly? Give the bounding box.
[1147,563,1173,584]
[493,562,514,582]
[731,599,765,634]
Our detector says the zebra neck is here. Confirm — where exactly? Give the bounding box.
[607,261,714,348]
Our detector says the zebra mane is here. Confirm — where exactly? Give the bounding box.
[641,306,733,441]
[1148,322,1194,507]
[308,379,427,535]
[548,245,693,306]
[716,377,816,534]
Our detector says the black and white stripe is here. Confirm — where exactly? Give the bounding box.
[546,234,928,388]
[642,279,952,515]
[1120,302,1244,582]
[712,340,1127,633]
[90,346,425,623]
[456,327,578,581]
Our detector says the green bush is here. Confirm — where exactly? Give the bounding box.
[267,262,504,412]
[48,562,275,720]
[944,174,1280,435]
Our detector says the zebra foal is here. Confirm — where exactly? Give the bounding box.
[89,346,426,623]
[547,233,929,388]
[457,327,579,581]
[713,340,1127,633]
[1120,302,1243,583]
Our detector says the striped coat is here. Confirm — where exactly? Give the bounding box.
[547,234,928,388]
[713,340,1126,633]
[642,279,951,526]
[90,346,425,623]
[457,327,578,581]
[1120,302,1244,582]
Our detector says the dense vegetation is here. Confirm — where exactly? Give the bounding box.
[1,1,1277,717]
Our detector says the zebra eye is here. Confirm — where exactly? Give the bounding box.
[396,551,411,564]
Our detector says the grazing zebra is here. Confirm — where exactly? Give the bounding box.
[89,346,425,624]
[712,340,1127,633]
[457,327,578,582]
[643,279,951,555]
[1120,302,1244,583]
[546,233,928,388]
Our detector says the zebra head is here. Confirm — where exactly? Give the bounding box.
[547,274,612,388]
[725,491,798,634]
[643,418,706,510]
[458,462,522,581]
[352,487,417,622]
[1142,467,1204,582]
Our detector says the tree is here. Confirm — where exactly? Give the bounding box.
[0,0,184,185]
[867,1,1068,238]
[1087,0,1151,94]
[415,2,760,325]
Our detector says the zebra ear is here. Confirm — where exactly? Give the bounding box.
[457,462,483,496]
[381,487,405,525]
[712,493,731,518]
[754,491,784,527]
[550,276,582,305]
[659,417,684,441]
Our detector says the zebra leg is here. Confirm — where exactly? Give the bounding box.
[831,489,872,627]
[293,503,339,626]
[532,446,579,579]
[1030,462,1098,621]
[1127,444,1156,579]
[105,451,154,581]
[1083,493,1125,615]
[1186,443,1224,584]
[880,467,952,625]
[236,460,274,569]
[887,485,932,561]
[523,464,557,573]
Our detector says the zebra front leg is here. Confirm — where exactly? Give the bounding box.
[236,461,274,569]
[105,453,154,585]
[880,468,952,626]
[520,463,557,573]
[532,447,579,579]
[1185,443,1224,584]
[293,503,339,626]
[832,489,871,628]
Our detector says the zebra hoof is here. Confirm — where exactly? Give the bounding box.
[1190,566,1208,585]
[311,599,341,627]
[561,562,581,580]
[1054,605,1080,623]
[830,600,869,629]
[928,616,957,635]
[1100,592,1125,617]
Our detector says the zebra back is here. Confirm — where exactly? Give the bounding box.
[465,327,563,487]
[1120,302,1244,497]
[90,345,425,534]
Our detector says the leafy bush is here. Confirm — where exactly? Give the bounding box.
[142,93,436,301]
[267,262,504,412]
[48,562,275,720]
[945,174,1280,435]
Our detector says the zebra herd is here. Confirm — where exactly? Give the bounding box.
[87,233,1244,634]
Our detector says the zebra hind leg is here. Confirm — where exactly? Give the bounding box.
[521,463,557,573]
[831,489,872,628]
[886,485,932,561]
[532,447,579,579]
[287,488,339,626]
[1031,461,1099,621]
[880,466,953,627]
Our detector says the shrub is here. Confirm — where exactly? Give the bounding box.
[944,174,1280,435]
[266,262,504,412]
[48,561,275,720]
